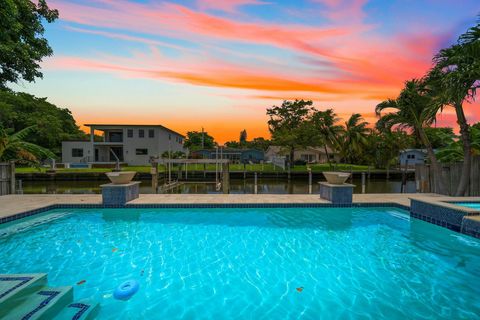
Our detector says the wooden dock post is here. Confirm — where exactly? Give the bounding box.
[222,162,230,194]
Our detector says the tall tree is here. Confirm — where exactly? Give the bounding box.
[340,113,369,164]
[426,19,480,195]
[0,0,59,87]
[376,79,445,193]
[266,100,314,168]
[184,131,216,151]
[239,129,247,146]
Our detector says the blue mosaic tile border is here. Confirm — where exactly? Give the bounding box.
[68,302,91,320]
[461,217,480,239]
[0,276,34,300]
[410,211,460,232]
[22,290,60,320]
[0,202,410,225]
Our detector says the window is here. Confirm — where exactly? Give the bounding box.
[301,154,315,162]
[179,138,183,144]
[169,134,171,140]
[407,154,416,159]
[139,129,144,138]
[72,148,83,157]
[108,131,123,142]
[136,148,148,155]
[127,129,133,138]
[148,129,154,138]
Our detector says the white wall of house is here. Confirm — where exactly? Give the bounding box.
[399,149,427,166]
[121,126,184,165]
[61,141,93,163]
[61,125,185,165]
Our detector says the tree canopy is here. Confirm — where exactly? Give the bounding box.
[0,89,86,155]
[0,0,58,87]
[267,100,315,166]
[183,131,216,151]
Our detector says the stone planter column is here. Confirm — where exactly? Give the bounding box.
[319,182,355,204]
[101,181,141,206]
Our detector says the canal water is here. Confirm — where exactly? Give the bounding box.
[20,178,416,194]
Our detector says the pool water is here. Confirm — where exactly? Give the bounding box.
[453,202,480,210]
[0,207,479,319]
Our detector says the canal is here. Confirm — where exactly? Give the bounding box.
[20,178,416,194]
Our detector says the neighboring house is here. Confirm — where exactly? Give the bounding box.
[399,149,427,166]
[265,146,338,164]
[191,148,264,163]
[62,124,185,166]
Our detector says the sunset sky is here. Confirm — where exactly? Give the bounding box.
[14,0,480,142]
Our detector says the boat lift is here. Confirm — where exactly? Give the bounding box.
[151,158,231,194]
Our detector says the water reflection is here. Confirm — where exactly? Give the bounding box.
[21,178,416,194]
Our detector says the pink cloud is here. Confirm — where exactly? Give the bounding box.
[196,0,269,13]
[50,0,355,58]
[310,0,368,22]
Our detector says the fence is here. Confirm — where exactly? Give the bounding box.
[415,156,480,196]
[0,162,15,196]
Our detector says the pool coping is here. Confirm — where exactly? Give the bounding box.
[0,202,410,225]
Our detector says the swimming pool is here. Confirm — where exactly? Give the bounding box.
[452,202,480,210]
[0,207,479,319]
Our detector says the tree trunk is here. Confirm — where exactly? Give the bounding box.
[323,145,330,166]
[454,103,472,196]
[418,128,446,195]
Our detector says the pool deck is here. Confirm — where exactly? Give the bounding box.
[0,193,471,219]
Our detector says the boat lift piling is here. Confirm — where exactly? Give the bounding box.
[308,168,312,194]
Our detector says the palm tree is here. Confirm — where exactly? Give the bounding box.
[340,113,369,164]
[436,125,480,163]
[310,109,343,165]
[0,125,54,163]
[375,79,446,194]
[425,19,480,195]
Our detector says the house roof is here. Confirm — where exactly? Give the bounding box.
[84,124,185,137]
[400,149,428,153]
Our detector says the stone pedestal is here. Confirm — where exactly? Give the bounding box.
[319,182,355,204]
[101,181,141,206]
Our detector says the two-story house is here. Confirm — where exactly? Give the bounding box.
[62,124,185,166]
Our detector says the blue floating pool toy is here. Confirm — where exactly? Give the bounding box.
[113,280,139,301]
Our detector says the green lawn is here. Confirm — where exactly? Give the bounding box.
[16,163,373,174]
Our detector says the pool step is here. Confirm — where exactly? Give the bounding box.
[54,299,100,320]
[0,274,48,317]
[0,274,99,319]
[3,286,73,320]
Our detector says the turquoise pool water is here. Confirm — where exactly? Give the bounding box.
[454,202,480,210]
[0,207,479,319]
